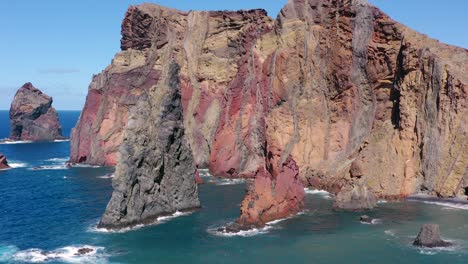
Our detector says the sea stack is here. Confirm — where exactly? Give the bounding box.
[413,224,453,248]
[0,153,10,170]
[9,83,63,141]
[98,62,200,230]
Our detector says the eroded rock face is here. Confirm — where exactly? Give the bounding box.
[334,181,377,210]
[74,0,467,225]
[0,153,10,170]
[413,224,452,248]
[98,62,200,230]
[10,83,63,141]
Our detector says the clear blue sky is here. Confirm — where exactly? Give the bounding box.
[1,0,466,110]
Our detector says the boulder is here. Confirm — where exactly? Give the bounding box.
[413,224,452,248]
[10,83,63,141]
[360,215,372,224]
[75,248,94,256]
[334,182,377,210]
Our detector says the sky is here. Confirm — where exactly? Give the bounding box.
[0,0,466,110]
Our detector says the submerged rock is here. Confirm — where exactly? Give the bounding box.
[413,224,452,248]
[98,62,200,230]
[360,215,372,224]
[10,83,63,141]
[0,153,10,170]
[75,248,94,256]
[334,182,377,210]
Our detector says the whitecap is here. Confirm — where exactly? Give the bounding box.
[53,139,70,143]
[2,245,107,263]
[89,211,192,233]
[8,162,28,168]
[408,198,468,210]
[71,164,102,168]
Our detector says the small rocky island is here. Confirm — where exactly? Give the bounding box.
[0,153,10,170]
[9,83,63,141]
[413,224,453,248]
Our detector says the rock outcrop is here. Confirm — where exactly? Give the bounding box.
[73,0,467,225]
[98,62,200,230]
[10,83,63,141]
[413,224,452,248]
[334,181,377,210]
[0,153,10,170]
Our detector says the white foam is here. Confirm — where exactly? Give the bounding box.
[377,200,388,204]
[46,157,69,163]
[9,162,28,168]
[415,241,460,255]
[421,201,468,210]
[304,188,332,199]
[0,140,33,145]
[89,211,192,233]
[360,218,382,225]
[213,178,245,186]
[384,229,396,237]
[71,164,102,168]
[97,174,114,179]
[3,245,107,263]
[53,139,70,142]
[209,211,307,237]
[28,165,68,171]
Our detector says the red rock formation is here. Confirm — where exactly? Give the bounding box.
[71,0,467,225]
[9,83,63,141]
[0,153,10,170]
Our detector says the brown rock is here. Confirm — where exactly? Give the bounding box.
[413,224,453,248]
[334,181,377,210]
[0,153,10,170]
[71,0,467,224]
[10,83,63,141]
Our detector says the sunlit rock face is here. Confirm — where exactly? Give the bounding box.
[73,0,467,225]
[10,83,63,142]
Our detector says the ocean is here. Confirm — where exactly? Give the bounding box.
[0,110,467,264]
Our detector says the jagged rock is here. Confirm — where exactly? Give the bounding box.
[97,62,200,230]
[334,182,377,210]
[0,153,10,170]
[72,0,467,226]
[10,83,63,141]
[413,224,453,248]
[75,248,94,256]
[360,215,372,224]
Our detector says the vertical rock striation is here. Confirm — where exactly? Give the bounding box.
[9,83,63,141]
[74,0,467,226]
[98,62,200,230]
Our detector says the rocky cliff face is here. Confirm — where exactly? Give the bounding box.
[0,153,10,170]
[73,0,467,226]
[10,83,63,141]
[98,62,200,230]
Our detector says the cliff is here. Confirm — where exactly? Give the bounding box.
[10,83,63,141]
[72,0,467,226]
[98,62,200,230]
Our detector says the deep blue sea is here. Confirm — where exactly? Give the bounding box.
[0,110,467,264]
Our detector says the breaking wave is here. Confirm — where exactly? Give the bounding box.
[89,211,192,234]
[212,178,245,186]
[304,188,332,199]
[0,244,108,263]
[8,162,28,168]
[408,196,468,210]
[0,140,33,145]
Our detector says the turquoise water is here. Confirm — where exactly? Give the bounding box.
[0,110,467,264]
